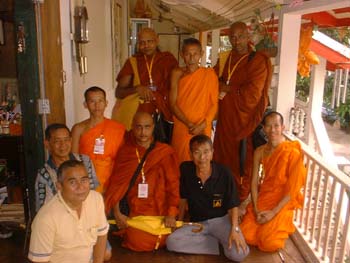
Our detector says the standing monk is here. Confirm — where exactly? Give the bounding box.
[170,38,218,163]
[240,111,306,252]
[113,27,178,140]
[213,21,272,202]
[72,86,125,193]
[104,112,180,252]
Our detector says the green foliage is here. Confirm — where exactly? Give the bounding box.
[295,73,310,102]
[337,101,350,128]
[319,27,350,45]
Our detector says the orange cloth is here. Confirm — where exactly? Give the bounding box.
[171,67,218,163]
[79,119,125,192]
[104,132,180,251]
[240,141,306,252]
[213,51,272,201]
[116,51,178,121]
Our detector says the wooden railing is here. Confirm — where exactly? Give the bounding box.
[285,133,350,263]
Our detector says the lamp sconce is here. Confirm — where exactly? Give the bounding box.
[74,6,89,75]
[17,22,26,53]
[0,19,5,45]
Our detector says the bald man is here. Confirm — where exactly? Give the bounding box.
[112,28,178,142]
[104,112,180,251]
[213,21,272,202]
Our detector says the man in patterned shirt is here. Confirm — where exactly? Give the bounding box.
[35,123,99,212]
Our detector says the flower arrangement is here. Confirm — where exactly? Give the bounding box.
[0,82,21,135]
[250,9,278,57]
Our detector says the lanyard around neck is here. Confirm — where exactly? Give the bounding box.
[226,53,249,85]
[136,148,146,183]
[144,54,156,85]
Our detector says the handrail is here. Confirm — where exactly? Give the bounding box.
[285,132,350,263]
[285,132,350,186]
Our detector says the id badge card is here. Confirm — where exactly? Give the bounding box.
[138,183,148,198]
[93,136,105,154]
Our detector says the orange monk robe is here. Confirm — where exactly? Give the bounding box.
[79,118,125,193]
[213,51,272,201]
[171,67,218,163]
[104,132,180,251]
[116,51,178,121]
[240,141,306,252]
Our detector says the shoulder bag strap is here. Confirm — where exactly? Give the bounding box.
[124,141,156,197]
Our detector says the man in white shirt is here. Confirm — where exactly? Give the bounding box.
[28,159,109,263]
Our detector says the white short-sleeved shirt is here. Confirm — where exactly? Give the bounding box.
[28,190,109,263]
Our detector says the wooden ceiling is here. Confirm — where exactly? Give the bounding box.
[149,0,278,32]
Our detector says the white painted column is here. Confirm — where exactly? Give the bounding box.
[274,13,301,129]
[342,69,349,103]
[200,31,207,67]
[308,57,336,165]
[211,29,220,67]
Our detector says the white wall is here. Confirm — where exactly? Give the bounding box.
[61,0,120,127]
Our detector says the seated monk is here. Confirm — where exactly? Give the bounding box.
[240,111,307,252]
[104,112,180,251]
[72,86,125,193]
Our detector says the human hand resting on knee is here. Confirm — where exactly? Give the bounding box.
[228,228,248,253]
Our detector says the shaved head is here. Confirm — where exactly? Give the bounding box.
[229,21,249,54]
[132,112,154,147]
[132,111,154,125]
[137,27,158,40]
[137,28,159,56]
[230,21,248,32]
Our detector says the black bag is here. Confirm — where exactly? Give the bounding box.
[153,112,173,144]
[119,142,155,216]
[252,124,268,149]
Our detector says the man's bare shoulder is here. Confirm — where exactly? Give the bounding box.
[71,119,90,136]
[254,144,265,159]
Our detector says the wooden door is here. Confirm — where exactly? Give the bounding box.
[40,0,65,124]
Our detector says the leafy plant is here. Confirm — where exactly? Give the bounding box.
[295,73,310,102]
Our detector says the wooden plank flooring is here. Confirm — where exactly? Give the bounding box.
[0,229,306,263]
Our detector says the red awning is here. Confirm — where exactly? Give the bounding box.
[310,39,350,71]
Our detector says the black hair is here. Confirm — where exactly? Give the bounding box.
[84,86,106,101]
[182,38,202,52]
[45,123,70,140]
[189,134,213,152]
[57,159,85,182]
[262,111,284,125]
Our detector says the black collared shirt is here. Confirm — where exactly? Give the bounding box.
[180,161,240,222]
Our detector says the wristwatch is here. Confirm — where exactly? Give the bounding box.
[233,226,240,233]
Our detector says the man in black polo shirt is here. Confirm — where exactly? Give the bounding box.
[167,135,249,261]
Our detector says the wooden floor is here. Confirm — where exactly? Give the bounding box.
[0,229,306,263]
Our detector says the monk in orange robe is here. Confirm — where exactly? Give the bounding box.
[72,86,125,192]
[170,38,218,163]
[213,22,272,201]
[240,112,306,252]
[113,27,178,131]
[104,112,180,251]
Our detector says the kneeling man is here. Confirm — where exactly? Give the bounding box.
[240,111,306,252]
[29,160,109,263]
[166,135,249,262]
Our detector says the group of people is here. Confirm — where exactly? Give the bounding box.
[28,21,307,263]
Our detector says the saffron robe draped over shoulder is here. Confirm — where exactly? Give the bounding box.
[213,50,272,200]
[79,118,125,192]
[171,67,218,163]
[240,141,307,252]
[115,51,178,124]
[104,132,180,251]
